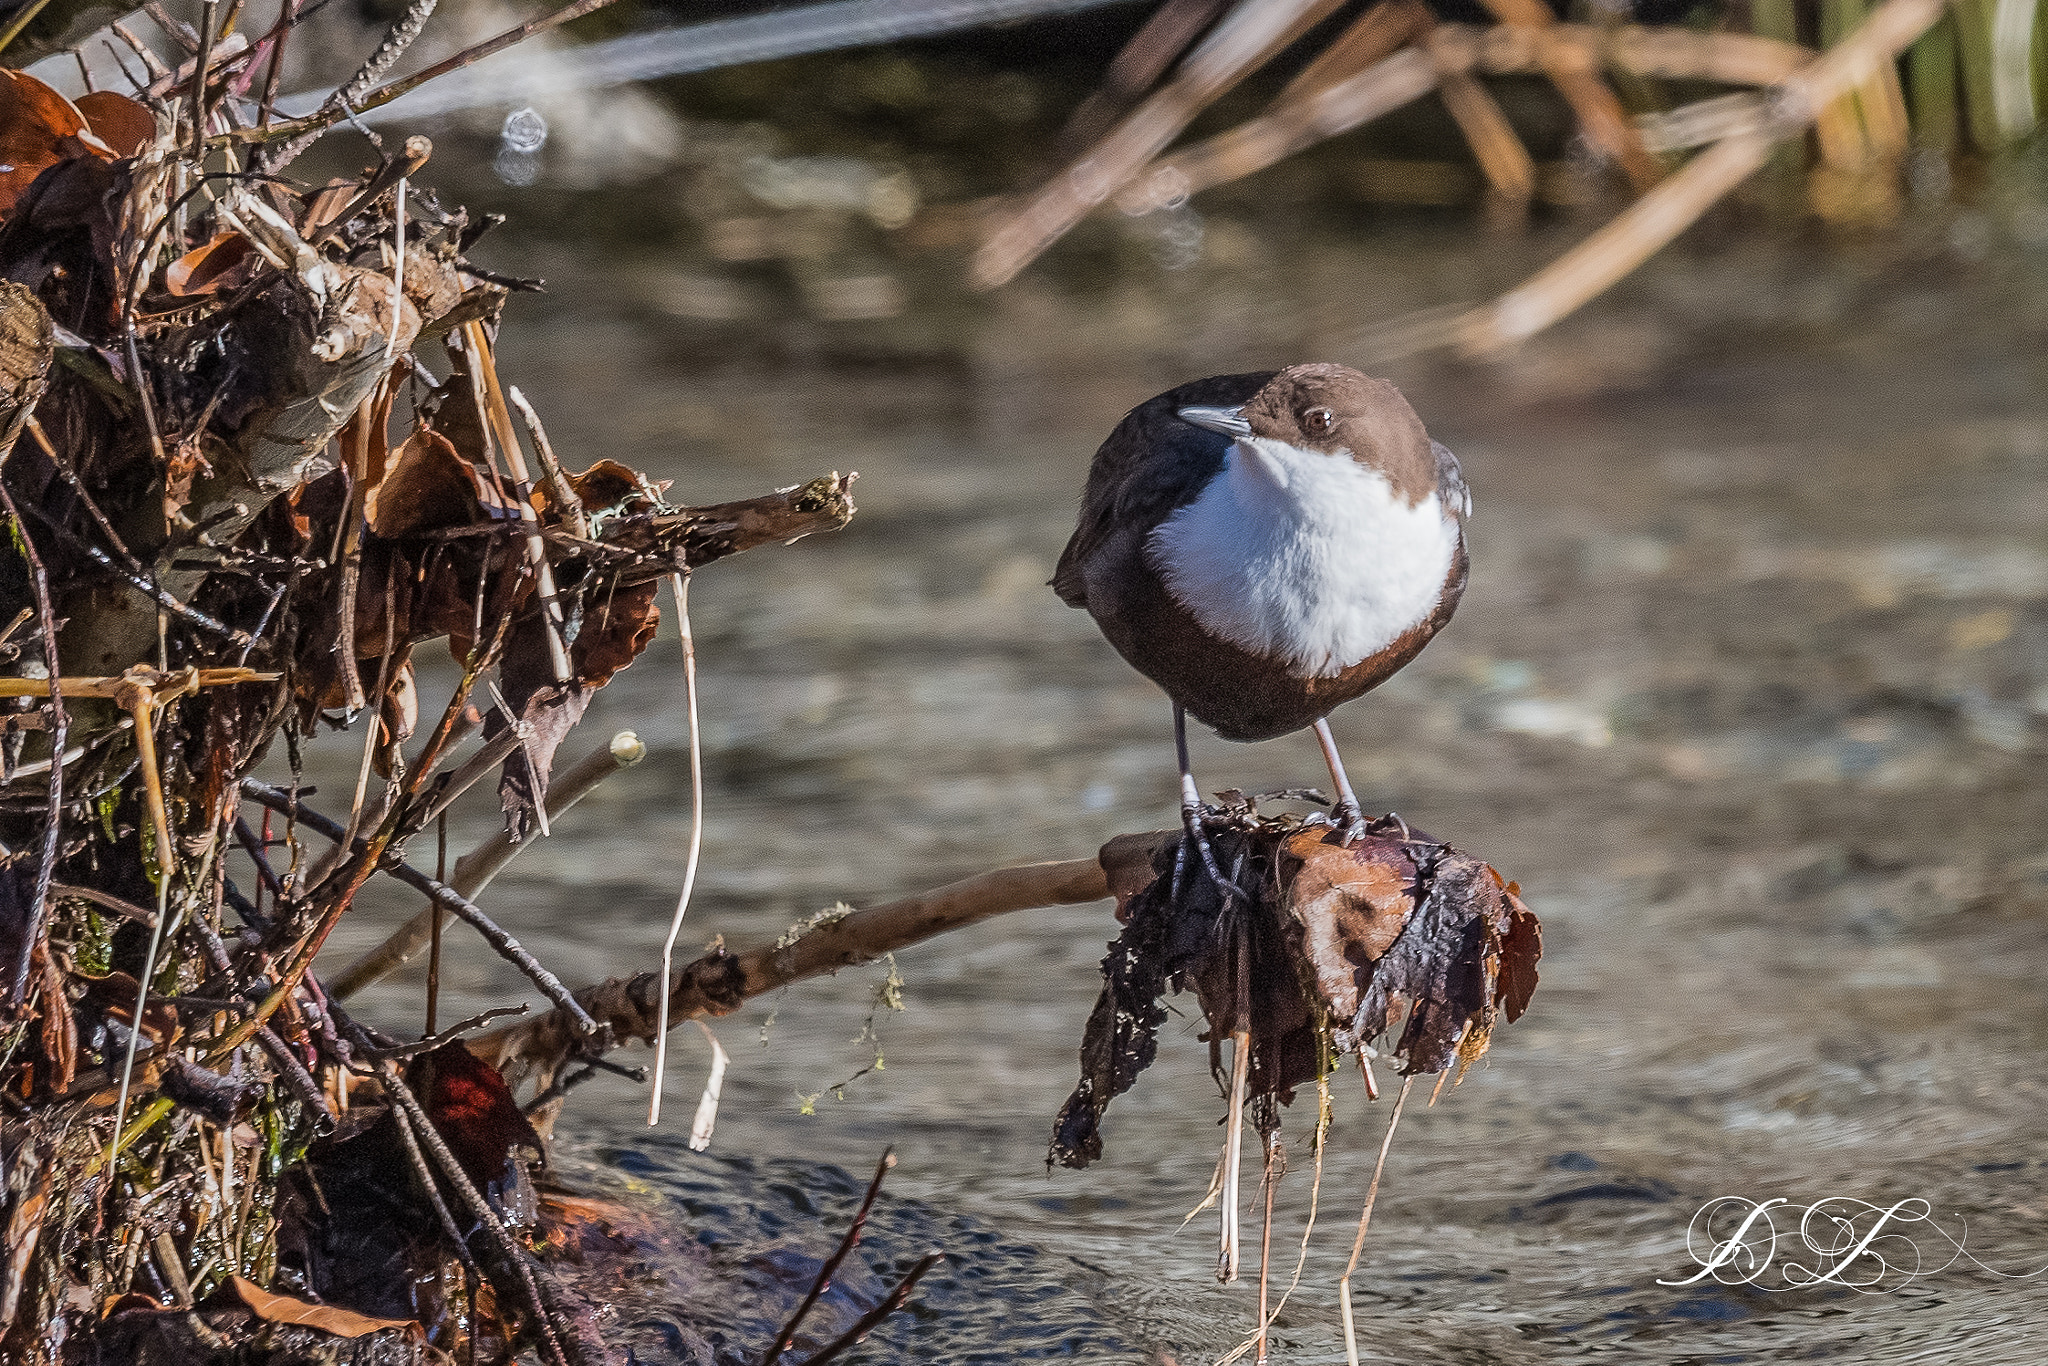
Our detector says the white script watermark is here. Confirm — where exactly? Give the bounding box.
[1658,1196,2048,1294]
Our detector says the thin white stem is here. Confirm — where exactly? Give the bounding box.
[1212,1068,1334,1365]
[648,571,703,1127]
[1218,1025,1251,1282]
[1340,1073,1413,1366]
[110,871,173,1166]
[110,695,180,1165]
[383,176,406,364]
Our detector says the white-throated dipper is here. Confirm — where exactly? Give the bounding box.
[1054,363,1469,868]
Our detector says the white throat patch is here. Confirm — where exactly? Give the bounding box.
[1147,437,1459,679]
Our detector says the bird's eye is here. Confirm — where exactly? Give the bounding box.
[1304,407,1335,434]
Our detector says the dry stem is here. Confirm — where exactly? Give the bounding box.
[471,840,1149,1094]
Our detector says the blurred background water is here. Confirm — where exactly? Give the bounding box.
[257,20,2048,1363]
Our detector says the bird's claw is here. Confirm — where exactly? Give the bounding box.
[1174,802,1242,908]
[1318,801,1372,846]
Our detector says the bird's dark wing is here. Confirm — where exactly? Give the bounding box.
[1052,371,1274,609]
[1431,440,1471,523]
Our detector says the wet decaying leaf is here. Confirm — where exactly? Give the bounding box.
[225,1277,424,1341]
[1051,813,1541,1168]
[410,1042,544,1215]
[82,1301,433,1366]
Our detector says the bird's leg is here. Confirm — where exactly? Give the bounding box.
[1313,718,1369,843]
[1174,704,1237,905]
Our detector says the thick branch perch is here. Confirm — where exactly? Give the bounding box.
[470,833,1172,1093]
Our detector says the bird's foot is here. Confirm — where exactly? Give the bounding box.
[1174,801,1243,908]
[1322,800,1373,846]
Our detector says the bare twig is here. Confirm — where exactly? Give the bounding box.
[463,322,570,684]
[506,386,587,540]
[0,478,65,1008]
[763,1149,895,1364]
[970,0,1341,287]
[427,811,446,1036]
[1451,0,1948,354]
[1218,1025,1249,1284]
[264,0,440,170]
[360,1005,528,1060]
[191,1,220,162]
[13,496,254,646]
[305,135,432,249]
[1054,0,1231,153]
[240,778,599,1034]
[225,0,628,149]
[109,676,180,1169]
[1474,0,1661,192]
[46,882,157,926]
[1254,1128,1281,1364]
[785,1253,942,1366]
[471,839,1144,1089]
[388,1099,481,1275]
[1117,21,1811,213]
[112,21,173,81]
[256,0,297,128]
[328,730,646,1000]
[413,722,527,830]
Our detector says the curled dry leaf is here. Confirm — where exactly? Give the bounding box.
[381,653,418,746]
[571,579,661,689]
[166,233,257,298]
[72,92,156,159]
[1050,814,1541,1168]
[366,427,483,537]
[371,649,418,779]
[226,1275,423,1340]
[0,71,115,218]
[567,458,656,515]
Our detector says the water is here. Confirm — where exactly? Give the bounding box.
[305,200,2048,1362]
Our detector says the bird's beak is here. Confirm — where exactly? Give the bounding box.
[1177,404,1252,438]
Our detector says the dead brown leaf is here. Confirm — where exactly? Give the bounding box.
[366,428,483,537]
[165,232,255,298]
[1051,814,1543,1166]
[0,71,113,218]
[573,579,660,689]
[226,1275,423,1340]
[567,459,655,514]
[1278,826,1416,1019]
[73,91,154,159]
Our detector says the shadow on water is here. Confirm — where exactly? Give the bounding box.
[296,122,2048,1361]
[550,1134,1140,1364]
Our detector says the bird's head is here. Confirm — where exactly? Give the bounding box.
[1176,362,1446,508]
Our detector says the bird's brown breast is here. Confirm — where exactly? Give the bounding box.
[1092,541,1467,743]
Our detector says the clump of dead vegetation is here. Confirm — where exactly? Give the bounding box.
[0,3,863,1358]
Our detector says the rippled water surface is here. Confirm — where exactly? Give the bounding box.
[306,203,2048,1363]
